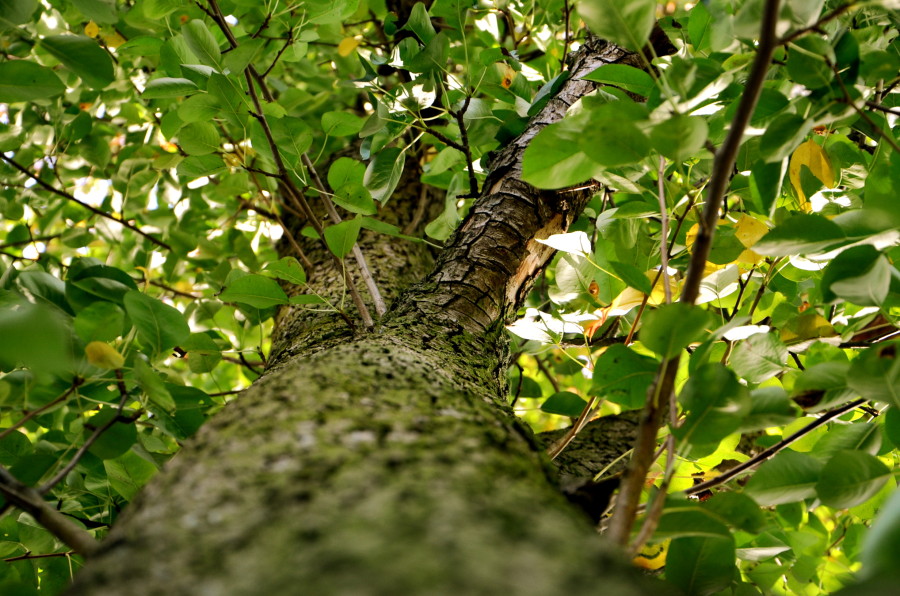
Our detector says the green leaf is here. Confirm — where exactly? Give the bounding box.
[744,449,824,506]
[104,450,157,500]
[655,505,732,539]
[578,0,656,52]
[70,0,117,23]
[263,257,307,285]
[540,391,588,417]
[688,1,712,52]
[787,35,835,90]
[323,218,362,259]
[650,115,708,162]
[40,35,115,89]
[181,332,223,374]
[0,61,65,102]
[86,408,137,460]
[364,148,404,203]
[675,363,751,445]
[579,103,651,168]
[828,253,891,307]
[0,301,72,375]
[754,213,846,256]
[328,157,366,189]
[521,111,601,189]
[182,20,222,68]
[218,274,290,309]
[0,0,37,30]
[860,489,900,580]
[178,122,220,156]
[590,344,658,409]
[701,492,767,534]
[74,302,125,342]
[403,2,436,43]
[609,261,652,294]
[123,290,190,355]
[730,333,788,383]
[740,387,799,432]
[846,343,900,408]
[177,94,221,122]
[583,63,655,97]
[640,303,712,359]
[322,111,364,136]
[133,357,175,411]
[142,77,199,99]
[666,535,736,596]
[816,451,891,509]
[759,113,811,162]
[177,154,226,178]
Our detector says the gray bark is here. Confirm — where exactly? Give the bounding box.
[68,39,664,595]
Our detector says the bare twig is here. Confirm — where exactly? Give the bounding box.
[779,2,858,46]
[205,0,375,328]
[607,0,783,546]
[4,551,75,562]
[39,371,132,495]
[0,155,172,252]
[0,378,83,441]
[656,155,672,304]
[449,96,479,198]
[301,153,387,317]
[684,399,865,497]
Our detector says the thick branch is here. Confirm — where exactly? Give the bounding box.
[393,38,640,332]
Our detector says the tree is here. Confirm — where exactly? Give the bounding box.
[1,0,899,593]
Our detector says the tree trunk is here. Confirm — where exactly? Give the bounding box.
[68,39,660,595]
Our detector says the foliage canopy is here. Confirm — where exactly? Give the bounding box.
[0,0,899,593]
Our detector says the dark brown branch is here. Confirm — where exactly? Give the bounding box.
[683,399,865,497]
[0,155,172,252]
[4,550,75,562]
[0,378,83,441]
[39,371,133,495]
[779,2,858,46]
[607,0,782,545]
[0,467,99,556]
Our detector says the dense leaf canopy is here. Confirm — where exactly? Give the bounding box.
[0,0,899,593]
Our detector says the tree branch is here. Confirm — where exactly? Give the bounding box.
[1,155,172,252]
[607,0,783,546]
[0,466,99,556]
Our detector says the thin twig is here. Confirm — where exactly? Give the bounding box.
[0,378,83,441]
[0,155,172,251]
[656,155,672,304]
[607,0,782,546]
[4,550,75,562]
[449,96,479,198]
[683,399,865,497]
[779,2,858,46]
[301,153,387,317]
[39,371,132,495]
[205,0,375,328]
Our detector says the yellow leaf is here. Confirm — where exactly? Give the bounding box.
[85,341,125,370]
[500,63,516,89]
[789,140,835,212]
[337,37,360,57]
[609,271,680,313]
[734,214,768,248]
[84,21,99,38]
[780,313,835,344]
[633,540,669,570]
[102,32,126,49]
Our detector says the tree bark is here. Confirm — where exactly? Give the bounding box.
[68,39,661,595]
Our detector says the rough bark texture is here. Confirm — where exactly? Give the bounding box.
[69,39,664,595]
